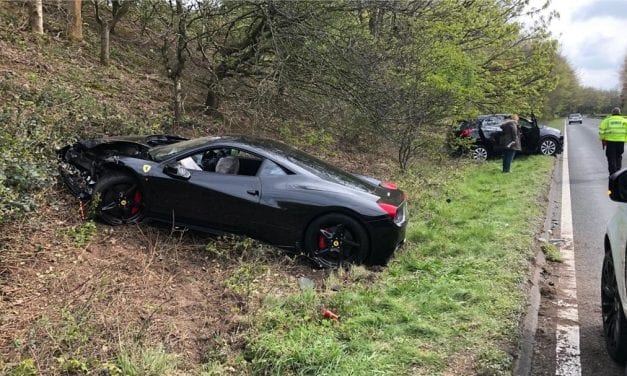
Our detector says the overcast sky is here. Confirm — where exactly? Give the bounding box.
[530,0,627,90]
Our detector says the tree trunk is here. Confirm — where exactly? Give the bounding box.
[30,0,43,34]
[204,81,220,115]
[67,0,82,41]
[174,76,183,125]
[172,0,186,125]
[100,20,110,66]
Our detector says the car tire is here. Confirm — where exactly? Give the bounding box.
[601,249,627,363]
[93,171,144,225]
[471,146,489,161]
[539,138,558,156]
[304,213,370,268]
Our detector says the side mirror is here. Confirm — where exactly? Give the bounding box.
[609,169,627,202]
[164,163,191,180]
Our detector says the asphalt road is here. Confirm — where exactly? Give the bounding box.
[566,116,623,375]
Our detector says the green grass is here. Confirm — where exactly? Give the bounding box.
[541,242,562,262]
[116,346,180,376]
[545,118,565,131]
[246,155,555,375]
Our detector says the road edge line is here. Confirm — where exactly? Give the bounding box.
[555,121,582,376]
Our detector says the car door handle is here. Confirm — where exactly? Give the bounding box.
[247,190,259,196]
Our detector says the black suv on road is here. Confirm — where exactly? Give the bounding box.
[452,114,564,161]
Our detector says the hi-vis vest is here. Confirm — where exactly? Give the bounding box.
[599,115,627,142]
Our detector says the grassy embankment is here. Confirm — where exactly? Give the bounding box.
[243,155,555,375]
[0,4,557,373]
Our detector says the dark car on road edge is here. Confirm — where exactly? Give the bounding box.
[603,169,627,363]
[59,135,408,268]
[451,114,564,161]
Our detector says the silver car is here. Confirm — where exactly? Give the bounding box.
[602,170,627,363]
[568,113,583,124]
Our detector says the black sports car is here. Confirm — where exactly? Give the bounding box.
[451,114,563,161]
[59,135,408,268]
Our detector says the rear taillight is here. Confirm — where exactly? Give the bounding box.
[378,203,397,219]
[380,181,398,190]
[378,202,406,226]
[460,128,472,137]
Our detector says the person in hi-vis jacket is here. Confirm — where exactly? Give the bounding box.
[599,107,627,176]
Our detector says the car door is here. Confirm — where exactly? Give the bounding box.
[479,115,505,152]
[245,158,309,247]
[180,170,261,233]
[146,147,262,233]
[519,117,540,153]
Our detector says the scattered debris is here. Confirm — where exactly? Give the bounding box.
[298,276,314,291]
[321,308,339,320]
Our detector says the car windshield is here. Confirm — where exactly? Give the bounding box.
[570,113,581,117]
[149,137,216,161]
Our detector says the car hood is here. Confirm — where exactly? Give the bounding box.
[76,135,187,149]
[540,125,561,137]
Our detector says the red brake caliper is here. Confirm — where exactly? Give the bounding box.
[318,235,327,249]
[131,191,142,215]
[318,227,330,249]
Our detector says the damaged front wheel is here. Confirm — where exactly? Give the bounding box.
[94,172,144,225]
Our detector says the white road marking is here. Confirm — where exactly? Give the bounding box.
[556,122,582,376]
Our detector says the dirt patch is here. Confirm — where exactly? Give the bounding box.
[530,259,559,375]
[0,184,339,373]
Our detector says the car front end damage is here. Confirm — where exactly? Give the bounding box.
[58,135,186,199]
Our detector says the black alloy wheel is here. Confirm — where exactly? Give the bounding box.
[539,138,558,156]
[601,250,627,363]
[94,172,144,225]
[304,213,370,269]
[471,146,489,161]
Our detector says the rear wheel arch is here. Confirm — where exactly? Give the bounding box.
[302,210,372,268]
[601,243,627,363]
[302,209,371,244]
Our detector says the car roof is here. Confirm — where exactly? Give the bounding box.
[199,135,383,194]
[478,114,509,118]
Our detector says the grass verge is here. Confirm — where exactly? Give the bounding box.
[545,118,565,131]
[246,155,555,375]
[541,242,562,263]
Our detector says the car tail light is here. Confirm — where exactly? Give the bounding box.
[378,202,406,226]
[460,128,472,137]
[378,203,397,218]
[380,181,398,190]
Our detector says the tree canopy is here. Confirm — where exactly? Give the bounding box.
[21,0,611,168]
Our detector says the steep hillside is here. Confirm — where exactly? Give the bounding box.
[0,3,398,374]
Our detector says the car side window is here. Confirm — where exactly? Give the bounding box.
[233,150,262,176]
[481,116,503,131]
[258,159,289,177]
[519,118,533,129]
[177,154,203,171]
[180,148,264,176]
